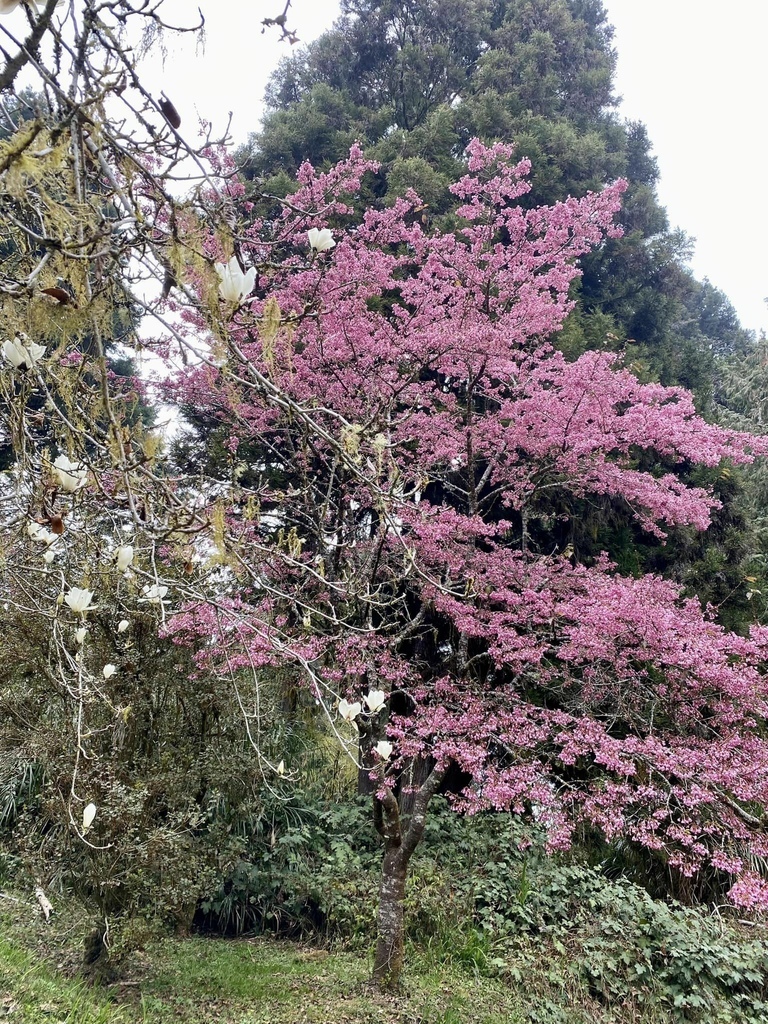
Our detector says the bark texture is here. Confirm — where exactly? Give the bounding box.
[372,845,408,991]
[371,765,446,991]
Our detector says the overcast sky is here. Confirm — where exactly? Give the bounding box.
[603,0,768,335]
[9,0,767,335]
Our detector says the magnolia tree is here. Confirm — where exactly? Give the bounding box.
[0,0,298,954]
[1,0,768,994]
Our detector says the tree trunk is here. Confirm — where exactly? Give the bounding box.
[372,844,408,991]
[370,763,447,992]
[357,739,376,796]
[81,922,115,985]
[397,753,433,820]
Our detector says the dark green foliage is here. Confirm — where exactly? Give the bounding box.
[246,0,767,641]
[0,602,290,934]
[244,0,753,398]
[198,795,381,941]
[196,794,768,1021]
[516,866,768,1023]
[246,0,623,210]
[264,0,491,133]
[253,82,388,186]
[199,796,534,943]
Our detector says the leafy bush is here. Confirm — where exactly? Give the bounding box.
[471,857,768,1022]
[198,795,768,1021]
[198,796,380,942]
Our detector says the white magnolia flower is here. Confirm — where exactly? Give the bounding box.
[27,521,56,545]
[43,549,56,564]
[102,663,117,679]
[277,760,286,777]
[82,802,96,831]
[116,619,130,634]
[338,698,361,723]
[0,0,64,12]
[2,334,45,368]
[65,587,93,614]
[307,227,336,252]
[141,583,168,604]
[115,545,134,572]
[75,626,87,644]
[53,454,87,493]
[214,255,256,304]
[374,740,393,761]
[364,689,387,714]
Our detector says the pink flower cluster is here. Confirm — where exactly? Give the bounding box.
[164,141,768,908]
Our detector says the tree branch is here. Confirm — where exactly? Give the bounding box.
[0,0,60,94]
[401,764,447,859]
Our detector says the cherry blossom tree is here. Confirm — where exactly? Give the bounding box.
[161,145,768,987]
[1,0,768,994]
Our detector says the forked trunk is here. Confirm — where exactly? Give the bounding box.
[370,764,446,992]
[372,844,408,991]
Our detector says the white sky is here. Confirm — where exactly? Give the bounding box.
[141,0,341,141]
[7,0,767,335]
[603,1,768,335]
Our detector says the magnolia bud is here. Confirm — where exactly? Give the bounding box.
[82,803,96,831]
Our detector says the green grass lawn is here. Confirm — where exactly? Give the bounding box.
[4,887,738,1024]
[0,934,127,1024]
[137,935,529,1023]
[0,896,530,1024]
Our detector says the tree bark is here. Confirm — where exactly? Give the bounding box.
[372,844,408,991]
[371,764,447,992]
[397,753,433,820]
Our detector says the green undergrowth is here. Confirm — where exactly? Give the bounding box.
[3,878,768,1024]
[0,904,685,1024]
[0,899,526,1024]
[2,797,768,1023]
[193,795,768,1022]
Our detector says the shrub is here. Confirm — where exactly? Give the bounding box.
[198,795,768,1020]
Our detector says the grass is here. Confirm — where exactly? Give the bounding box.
[138,935,527,1023]
[0,887,707,1024]
[0,933,128,1024]
[0,894,528,1024]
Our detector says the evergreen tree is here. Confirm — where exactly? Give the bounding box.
[234,0,765,627]
[244,0,751,375]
